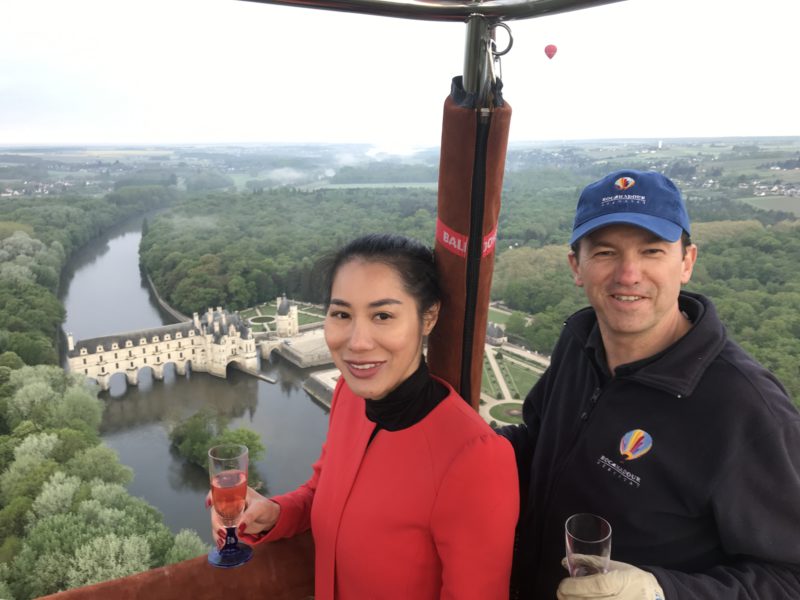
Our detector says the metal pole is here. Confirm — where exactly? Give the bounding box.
[463,15,491,104]
[242,0,625,23]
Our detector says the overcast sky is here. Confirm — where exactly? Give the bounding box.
[1,0,797,149]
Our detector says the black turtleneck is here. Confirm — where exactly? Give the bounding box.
[364,359,448,438]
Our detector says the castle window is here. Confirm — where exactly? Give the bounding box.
[152,336,159,343]
[111,343,119,350]
[131,362,134,367]
[140,338,147,345]
[96,345,104,353]
[116,363,119,369]
[164,334,171,341]
[125,340,133,348]
[176,332,183,339]
[80,348,87,355]
[168,353,171,359]
[101,367,105,373]
[83,358,87,365]
[189,330,195,337]
[114,353,118,359]
[144,358,147,364]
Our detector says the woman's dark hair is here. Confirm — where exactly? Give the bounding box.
[321,234,440,316]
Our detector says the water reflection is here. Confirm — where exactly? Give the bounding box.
[59,215,330,542]
[102,368,261,431]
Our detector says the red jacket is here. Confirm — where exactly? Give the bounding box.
[261,377,519,599]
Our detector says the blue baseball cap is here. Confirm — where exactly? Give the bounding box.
[569,169,691,245]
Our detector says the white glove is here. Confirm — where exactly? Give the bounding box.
[557,558,665,600]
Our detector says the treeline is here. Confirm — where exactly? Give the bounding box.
[331,163,438,184]
[138,167,799,401]
[0,187,176,364]
[139,187,438,314]
[0,358,206,599]
[0,184,206,597]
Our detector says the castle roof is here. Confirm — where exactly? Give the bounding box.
[277,295,291,316]
[68,309,250,357]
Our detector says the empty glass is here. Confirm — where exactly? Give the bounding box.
[565,513,612,577]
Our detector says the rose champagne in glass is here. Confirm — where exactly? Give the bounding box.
[208,443,253,568]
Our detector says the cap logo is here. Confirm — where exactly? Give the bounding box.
[614,176,636,191]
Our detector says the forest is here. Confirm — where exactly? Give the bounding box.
[0,361,206,599]
[0,187,176,365]
[138,161,800,400]
[0,140,798,596]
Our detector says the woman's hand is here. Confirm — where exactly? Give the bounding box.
[206,486,281,548]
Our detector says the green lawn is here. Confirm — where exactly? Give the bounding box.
[257,303,277,316]
[503,361,539,399]
[743,196,800,216]
[489,402,524,425]
[481,357,501,398]
[497,350,540,368]
[299,305,326,317]
[298,312,324,326]
[488,307,513,325]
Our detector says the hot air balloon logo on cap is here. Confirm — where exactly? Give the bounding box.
[619,429,653,461]
[614,176,636,191]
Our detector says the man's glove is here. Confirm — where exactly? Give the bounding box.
[557,558,665,600]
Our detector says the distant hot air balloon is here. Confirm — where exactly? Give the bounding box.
[544,44,557,59]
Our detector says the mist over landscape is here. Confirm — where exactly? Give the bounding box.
[1,133,798,598]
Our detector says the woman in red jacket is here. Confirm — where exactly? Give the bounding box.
[211,233,519,599]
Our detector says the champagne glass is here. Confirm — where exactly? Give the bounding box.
[208,443,253,568]
[565,513,612,577]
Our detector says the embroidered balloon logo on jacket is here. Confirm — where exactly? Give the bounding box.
[619,429,653,461]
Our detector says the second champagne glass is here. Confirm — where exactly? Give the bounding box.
[208,443,253,568]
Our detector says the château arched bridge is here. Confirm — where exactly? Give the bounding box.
[66,307,258,391]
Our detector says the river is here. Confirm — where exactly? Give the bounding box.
[59,215,329,544]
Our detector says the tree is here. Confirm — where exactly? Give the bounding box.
[54,386,103,433]
[65,534,151,589]
[29,472,82,522]
[64,446,133,486]
[0,496,33,540]
[169,410,220,467]
[0,352,24,370]
[164,529,208,564]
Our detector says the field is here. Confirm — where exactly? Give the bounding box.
[743,196,800,215]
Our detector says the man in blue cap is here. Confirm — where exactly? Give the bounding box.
[499,169,800,599]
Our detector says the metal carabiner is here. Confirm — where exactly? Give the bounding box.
[490,21,513,57]
[487,21,512,84]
